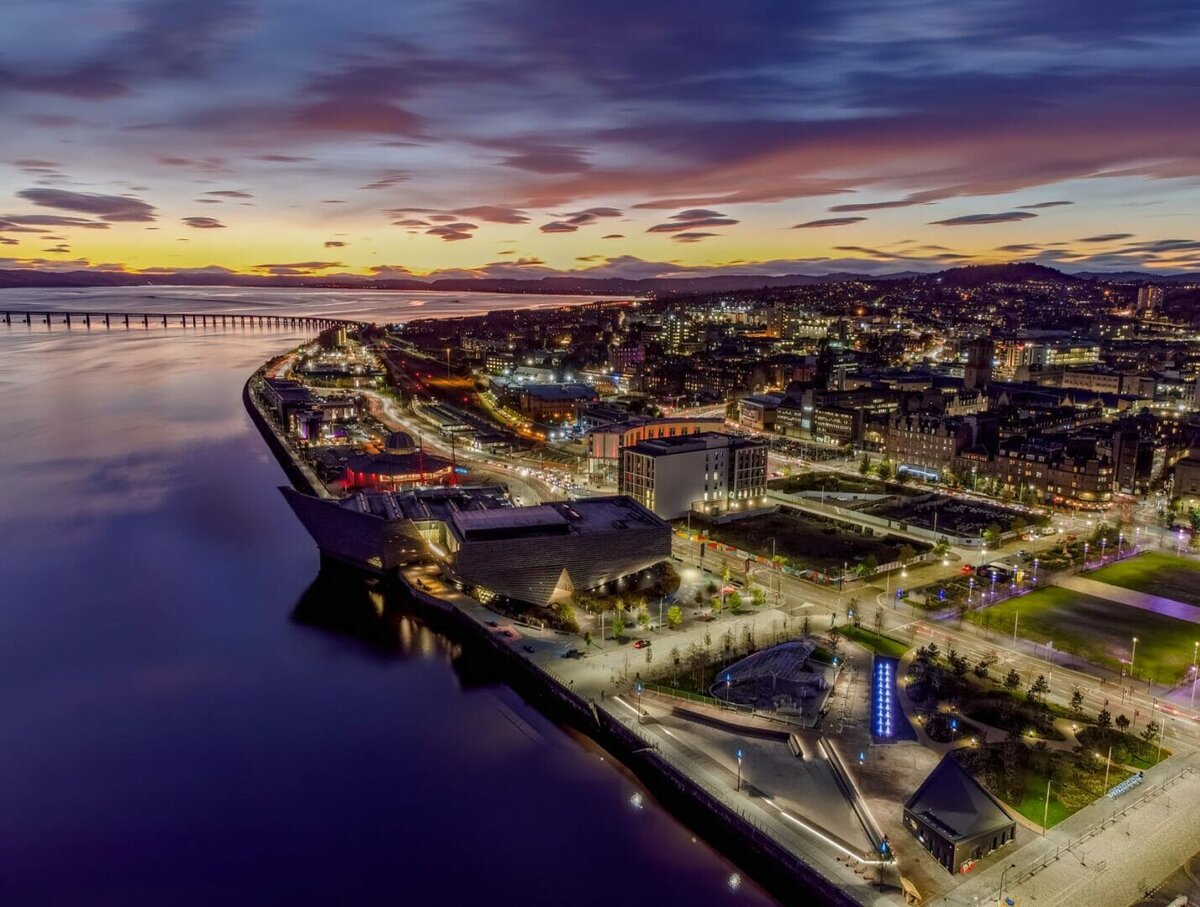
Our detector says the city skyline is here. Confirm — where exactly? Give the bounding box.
[3,1,1200,281]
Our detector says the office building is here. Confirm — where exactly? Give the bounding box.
[620,432,767,519]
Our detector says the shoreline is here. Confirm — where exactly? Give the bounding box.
[242,365,858,907]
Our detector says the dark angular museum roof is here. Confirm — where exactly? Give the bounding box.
[904,754,1014,842]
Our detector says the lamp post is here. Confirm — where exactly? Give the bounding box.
[636,681,643,723]
[1042,779,1058,835]
[1100,744,1113,793]
[736,748,743,792]
[1190,641,1199,711]
[998,862,1017,905]
[1130,636,1139,681]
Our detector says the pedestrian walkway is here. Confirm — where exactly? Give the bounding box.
[1056,574,1200,625]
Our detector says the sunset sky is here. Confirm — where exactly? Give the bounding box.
[3,0,1200,280]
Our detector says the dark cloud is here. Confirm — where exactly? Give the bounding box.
[427,223,478,241]
[602,233,624,239]
[255,154,313,163]
[672,232,718,243]
[540,221,578,233]
[254,261,342,270]
[496,144,590,173]
[360,170,413,190]
[17,189,156,223]
[203,190,253,199]
[0,214,109,230]
[452,206,530,224]
[647,209,738,233]
[793,217,867,228]
[182,216,226,228]
[929,211,1038,226]
[324,240,347,248]
[1018,200,1074,209]
[1078,233,1134,243]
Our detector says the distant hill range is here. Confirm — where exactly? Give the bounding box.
[0,261,1191,296]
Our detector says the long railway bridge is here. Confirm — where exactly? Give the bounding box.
[1,310,355,330]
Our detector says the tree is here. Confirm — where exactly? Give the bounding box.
[666,605,683,629]
[1004,669,1021,693]
[1096,708,1113,730]
[897,544,916,564]
[751,587,766,608]
[1115,713,1130,734]
[1027,673,1050,703]
[1141,719,1160,744]
[859,452,872,476]
[721,565,731,584]
[947,647,969,678]
[876,459,893,482]
[583,630,593,647]
[706,579,718,596]
[1012,516,1027,536]
[801,613,811,637]
[728,591,743,613]
[637,608,650,629]
[710,595,722,616]
[1070,690,1084,713]
[983,522,1002,549]
[555,600,577,631]
[873,607,885,634]
[933,536,951,557]
[973,659,990,680]
[611,615,625,640]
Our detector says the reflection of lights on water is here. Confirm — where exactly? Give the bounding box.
[728,873,741,891]
[629,792,643,810]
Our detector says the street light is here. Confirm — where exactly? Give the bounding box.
[1042,779,1058,835]
[1099,744,1113,792]
[736,748,743,792]
[636,681,643,724]
[998,862,1017,905]
[1130,637,1139,680]
[1191,641,1199,712]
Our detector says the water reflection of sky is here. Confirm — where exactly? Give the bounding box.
[0,285,616,324]
[0,311,776,906]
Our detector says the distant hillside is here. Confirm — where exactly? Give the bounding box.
[0,261,1193,296]
[930,262,1081,287]
[0,268,913,296]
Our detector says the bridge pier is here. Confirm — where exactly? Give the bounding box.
[104,314,111,328]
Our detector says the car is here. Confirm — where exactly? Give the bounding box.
[1017,549,1031,559]
[485,620,498,627]
[960,564,975,575]
[499,629,513,638]
[523,644,535,654]
[1066,534,1078,542]
[633,639,651,649]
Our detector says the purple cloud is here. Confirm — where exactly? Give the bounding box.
[182,216,226,228]
[17,189,156,222]
[929,211,1038,226]
[793,217,868,228]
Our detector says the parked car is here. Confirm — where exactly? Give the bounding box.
[633,639,651,649]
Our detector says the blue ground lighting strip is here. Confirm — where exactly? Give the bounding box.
[872,657,895,741]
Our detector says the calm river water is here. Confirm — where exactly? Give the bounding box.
[0,289,774,906]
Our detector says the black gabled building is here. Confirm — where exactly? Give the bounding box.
[903,755,1016,874]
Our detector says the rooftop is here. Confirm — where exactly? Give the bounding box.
[905,754,1014,842]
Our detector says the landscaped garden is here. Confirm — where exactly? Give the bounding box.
[969,585,1200,685]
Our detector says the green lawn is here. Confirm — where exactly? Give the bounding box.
[835,625,910,659]
[1087,551,1200,608]
[1014,771,1072,829]
[971,586,1198,685]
